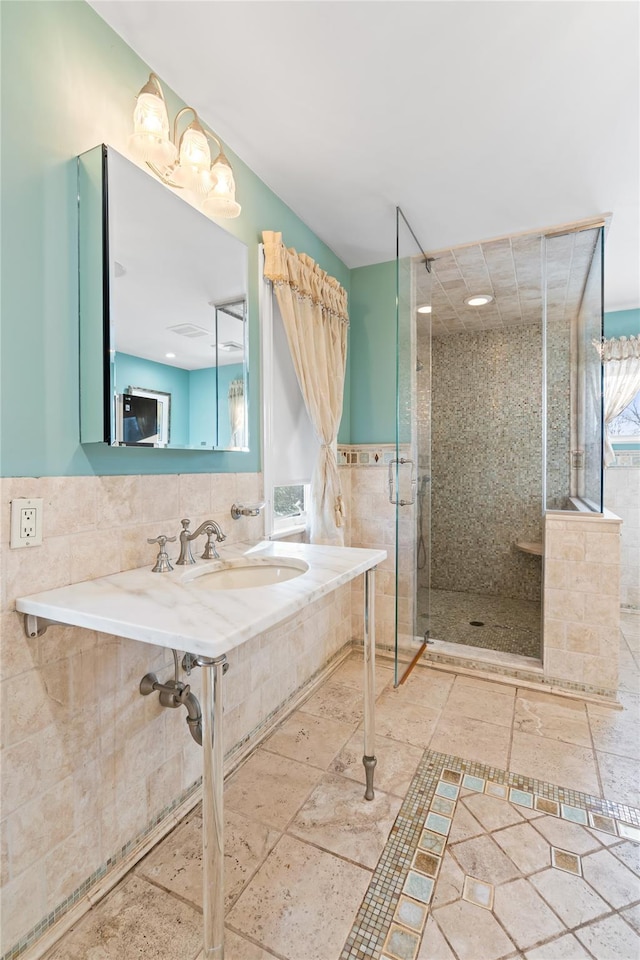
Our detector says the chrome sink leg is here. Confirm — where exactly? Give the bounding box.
[363,567,377,800]
[197,653,228,960]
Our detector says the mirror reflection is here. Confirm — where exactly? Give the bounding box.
[79,144,249,450]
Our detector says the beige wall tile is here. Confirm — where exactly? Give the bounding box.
[0,819,9,887]
[544,647,585,684]
[2,470,355,955]
[544,588,585,623]
[585,531,622,564]
[8,775,75,876]
[2,535,73,612]
[0,859,46,955]
[544,559,567,590]
[582,654,619,690]
[95,475,143,529]
[0,611,39,682]
[564,622,600,656]
[140,474,180,522]
[543,619,566,649]
[40,476,98,537]
[588,595,620,627]
[70,528,122,583]
[545,529,585,561]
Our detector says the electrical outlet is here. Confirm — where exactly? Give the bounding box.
[10,498,43,548]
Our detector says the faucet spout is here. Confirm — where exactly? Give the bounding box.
[176,518,227,564]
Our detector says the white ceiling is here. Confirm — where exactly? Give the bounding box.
[90,0,640,312]
[107,146,247,369]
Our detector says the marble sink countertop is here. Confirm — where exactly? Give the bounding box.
[16,540,387,659]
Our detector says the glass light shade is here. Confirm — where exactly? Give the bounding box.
[129,92,176,168]
[172,124,211,193]
[465,294,494,306]
[202,157,241,219]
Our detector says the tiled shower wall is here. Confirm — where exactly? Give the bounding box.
[543,510,621,696]
[0,474,352,957]
[426,324,566,603]
[605,460,640,611]
[340,452,416,653]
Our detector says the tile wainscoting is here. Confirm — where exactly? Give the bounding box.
[0,473,352,957]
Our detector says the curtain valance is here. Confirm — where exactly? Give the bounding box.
[262,231,349,324]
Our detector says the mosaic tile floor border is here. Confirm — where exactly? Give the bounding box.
[340,748,640,960]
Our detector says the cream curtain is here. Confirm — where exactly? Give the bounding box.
[262,230,348,545]
[595,335,640,466]
[228,377,245,448]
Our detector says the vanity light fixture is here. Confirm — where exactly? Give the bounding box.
[464,294,494,306]
[417,303,432,314]
[129,73,241,219]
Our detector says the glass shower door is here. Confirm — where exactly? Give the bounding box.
[543,224,604,512]
[394,208,431,685]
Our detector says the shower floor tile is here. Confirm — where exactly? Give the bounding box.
[34,628,639,960]
[420,588,541,658]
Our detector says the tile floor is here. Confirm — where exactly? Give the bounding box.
[39,614,639,960]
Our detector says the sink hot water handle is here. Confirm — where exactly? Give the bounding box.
[147,534,177,572]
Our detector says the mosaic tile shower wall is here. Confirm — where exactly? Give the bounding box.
[428,324,549,603]
[545,318,573,510]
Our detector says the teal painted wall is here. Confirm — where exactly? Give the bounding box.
[604,308,640,339]
[115,354,191,446]
[0,0,349,477]
[349,261,396,443]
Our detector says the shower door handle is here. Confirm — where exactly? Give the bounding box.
[388,458,416,506]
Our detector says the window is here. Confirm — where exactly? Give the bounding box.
[273,483,309,531]
[261,253,318,537]
[609,389,640,441]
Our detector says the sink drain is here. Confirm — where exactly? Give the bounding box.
[469,620,485,627]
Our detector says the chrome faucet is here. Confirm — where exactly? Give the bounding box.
[176,518,227,564]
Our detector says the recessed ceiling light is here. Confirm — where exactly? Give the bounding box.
[417,303,432,314]
[465,294,494,307]
[165,352,176,359]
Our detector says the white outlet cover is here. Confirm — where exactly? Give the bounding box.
[10,497,43,548]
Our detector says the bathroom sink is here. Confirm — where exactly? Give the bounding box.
[184,556,309,590]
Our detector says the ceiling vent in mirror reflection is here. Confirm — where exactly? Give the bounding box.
[167,323,209,338]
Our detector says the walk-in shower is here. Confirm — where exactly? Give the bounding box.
[393,209,604,682]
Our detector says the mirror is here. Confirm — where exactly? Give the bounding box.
[78,145,249,450]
